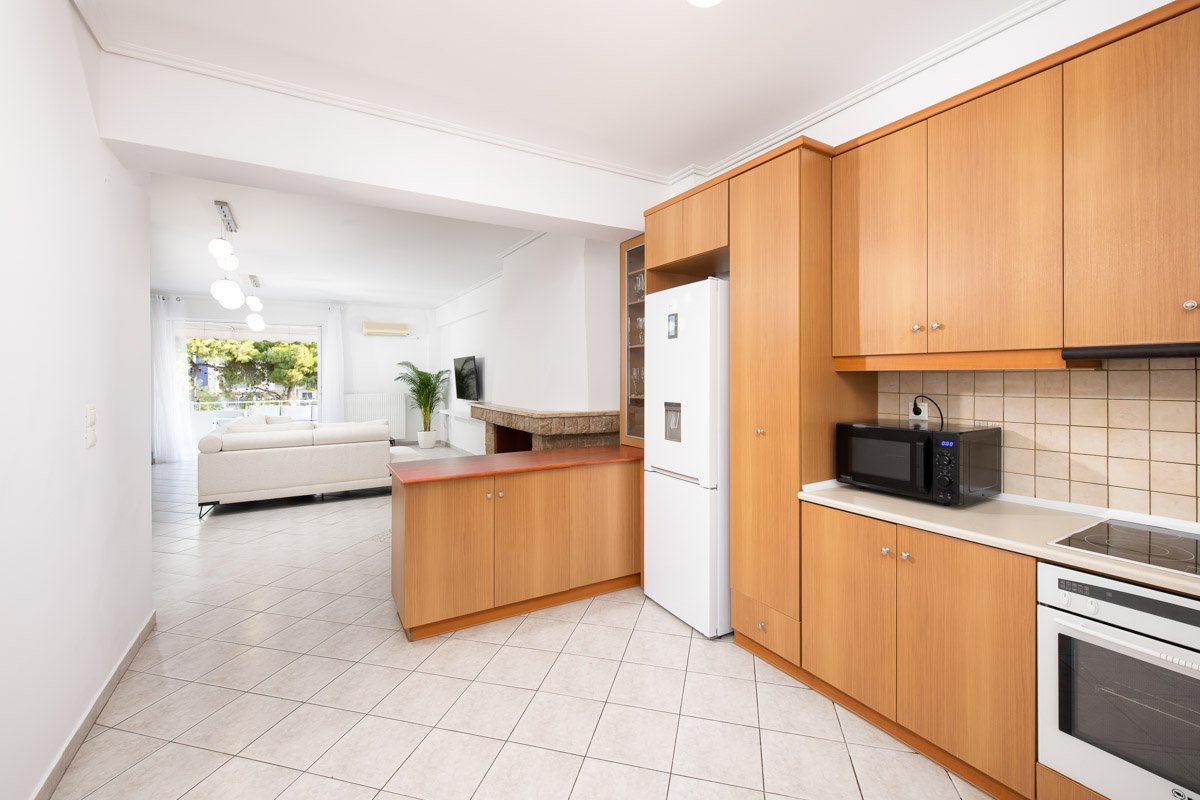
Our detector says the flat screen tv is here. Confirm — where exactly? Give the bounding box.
[453,355,481,400]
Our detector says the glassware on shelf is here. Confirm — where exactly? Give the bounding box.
[629,367,643,397]
[636,317,645,344]
[632,273,645,301]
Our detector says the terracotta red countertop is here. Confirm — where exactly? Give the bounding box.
[388,445,643,485]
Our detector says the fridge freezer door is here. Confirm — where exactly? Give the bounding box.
[645,278,722,488]
[643,470,731,638]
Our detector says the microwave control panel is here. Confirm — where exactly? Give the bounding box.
[932,437,959,504]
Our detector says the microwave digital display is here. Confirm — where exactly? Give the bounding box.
[940,440,955,447]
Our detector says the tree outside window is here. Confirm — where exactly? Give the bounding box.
[188,338,318,409]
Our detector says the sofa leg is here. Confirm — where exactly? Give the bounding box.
[198,502,218,520]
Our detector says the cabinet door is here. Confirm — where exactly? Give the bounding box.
[645,182,729,269]
[494,469,571,606]
[569,461,641,587]
[645,201,683,269]
[801,504,898,718]
[833,123,928,356]
[401,477,495,627]
[729,152,801,621]
[1064,9,1200,347]
[927,68,1063,353]
[896,526,1036,798]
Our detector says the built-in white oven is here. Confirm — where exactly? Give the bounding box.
[1037,564,1200,800]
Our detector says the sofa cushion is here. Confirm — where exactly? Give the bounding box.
[266,415,294,424]
[313,421,391,446]
[197,433,223,454]
[221,429,315,451]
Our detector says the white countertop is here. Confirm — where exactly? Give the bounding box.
[799,485,1200,600]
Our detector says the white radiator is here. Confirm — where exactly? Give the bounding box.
[344,393,406,440]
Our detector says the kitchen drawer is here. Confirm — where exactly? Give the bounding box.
[732,588,800,665]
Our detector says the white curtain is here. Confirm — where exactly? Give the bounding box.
[318,305,345,422]
[150,295,194,462]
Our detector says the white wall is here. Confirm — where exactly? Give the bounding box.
[167,295,434,439]
[431,278,503,453]
[0,4,152,799]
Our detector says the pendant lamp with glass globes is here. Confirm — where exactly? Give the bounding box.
[210,277,245,310]
[208,236,234,258]
[217,253,240,272]
[245,295,263,313]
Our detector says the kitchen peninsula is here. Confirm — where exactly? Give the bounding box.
[389,446,643,639]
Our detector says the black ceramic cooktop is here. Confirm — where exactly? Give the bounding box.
[1055,520,1200,575]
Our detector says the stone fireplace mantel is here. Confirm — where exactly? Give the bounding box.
[470,403,619,454]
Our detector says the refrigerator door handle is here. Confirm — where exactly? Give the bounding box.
[649,466,701,485]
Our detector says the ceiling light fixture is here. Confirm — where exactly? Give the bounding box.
[245,295,263,313]
[245,313,266,332]
[207,236,233,258]
[217,253,240,272]
[210,277,245,310]
[687,0,723,7]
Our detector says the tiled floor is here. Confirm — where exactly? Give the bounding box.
[55,460,995,800]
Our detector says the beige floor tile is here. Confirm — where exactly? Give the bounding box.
[128,633,205,672]
[115,682,241,740]
[308,624,393,660]
[510,692,604,755]
[170,606,257,638]
[760,730,860,799]
[415,638,500,679]
[241,703,362,770]
[752,657,802,688]
[587,704,678,772]
[436,680,534,739]
[176,692,299,753]
[673,716,763,791]
[581,599,643,628]
[451,615,524,644]
[849,744,958,800]
[570,758,669,800]
[474,644,558,689]
[530,597,593,622]
[310,714,429,788]
[96,672,188,727]
[384,728,503,800]
[682,673,759,727]
[540,653,620,701]
[362,631,444,670]
[372,671,471,725]
[179,756,299,799]
[475,742,582,800]
[86,742,228,800]
[276,773,378,799]
[196,646,299,690]
[265,590,340,617]
[755,683,842,741]
[307,594,380,624]
[667,775,764,800]
[564,623,633,660]
[260,618,346,653]
[309,662,409,712]
[353,599,404,630]
[506,617,579,651]
[948,772,995,800]
[145,639,249,680]
[223,585,299,612]
[213,613,301,646]
[687,639,755,680]
[609,662,686,713]
[624,630,692,670]
[251,654,353,701]
[834,706,911,752]
[50,729,165,800]
[636,602,693,636]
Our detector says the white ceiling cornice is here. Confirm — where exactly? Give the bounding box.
[74,0,1064,186]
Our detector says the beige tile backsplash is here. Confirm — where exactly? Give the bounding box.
[876,358,1200,522]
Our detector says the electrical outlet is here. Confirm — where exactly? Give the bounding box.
[85,428,97,449]
[908,399,929,422]
[85,404,97,448]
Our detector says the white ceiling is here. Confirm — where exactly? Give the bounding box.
[78,0,1038,180]
[148,175,534,307]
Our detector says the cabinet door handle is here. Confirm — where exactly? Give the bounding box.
[900,551,911,561]
[930,322,943,331]
[911,324,923,332]
[756,622,766,631]
[880,546,891,556]
[755,428,765,436]
[1185,300,1198,311]
[485,492,492,500]
[497,491,505,498]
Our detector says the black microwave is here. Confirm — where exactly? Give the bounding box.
[836,421,1001,506]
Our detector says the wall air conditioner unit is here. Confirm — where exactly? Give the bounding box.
[362,322,411,337]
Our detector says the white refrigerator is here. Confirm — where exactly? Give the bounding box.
[643,277,731,638]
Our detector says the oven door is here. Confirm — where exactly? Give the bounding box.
[1038,605,1200,800]
[836,426,931,499]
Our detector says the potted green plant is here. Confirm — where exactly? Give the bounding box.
[394,361,449,448]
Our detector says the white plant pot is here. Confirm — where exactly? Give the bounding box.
[416,430,437,449]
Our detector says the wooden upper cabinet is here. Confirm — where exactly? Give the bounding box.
[645,182,729,269]
[801,504,898,719]
[833,122,929,357]
[568,461,641,587]
[493,469,571,606]
[927,68,1064,353]
[729,152,801,621]
[896,526,1036,798]
[1064,8,1200,348]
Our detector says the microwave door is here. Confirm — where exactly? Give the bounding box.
[843,429,931,499]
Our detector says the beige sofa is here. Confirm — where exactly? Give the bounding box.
[197,417,392,505]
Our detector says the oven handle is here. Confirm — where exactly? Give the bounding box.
[1056,618,1200,677]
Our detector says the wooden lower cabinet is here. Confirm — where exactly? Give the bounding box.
[797,504,1036,798]
[568,461,641,587]
[732,589,800,665]
[1035,764,1109,800]
[801,503,897,718]
[394,476,495,628]
[494,470,571,606]
[896,525,1036,799]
